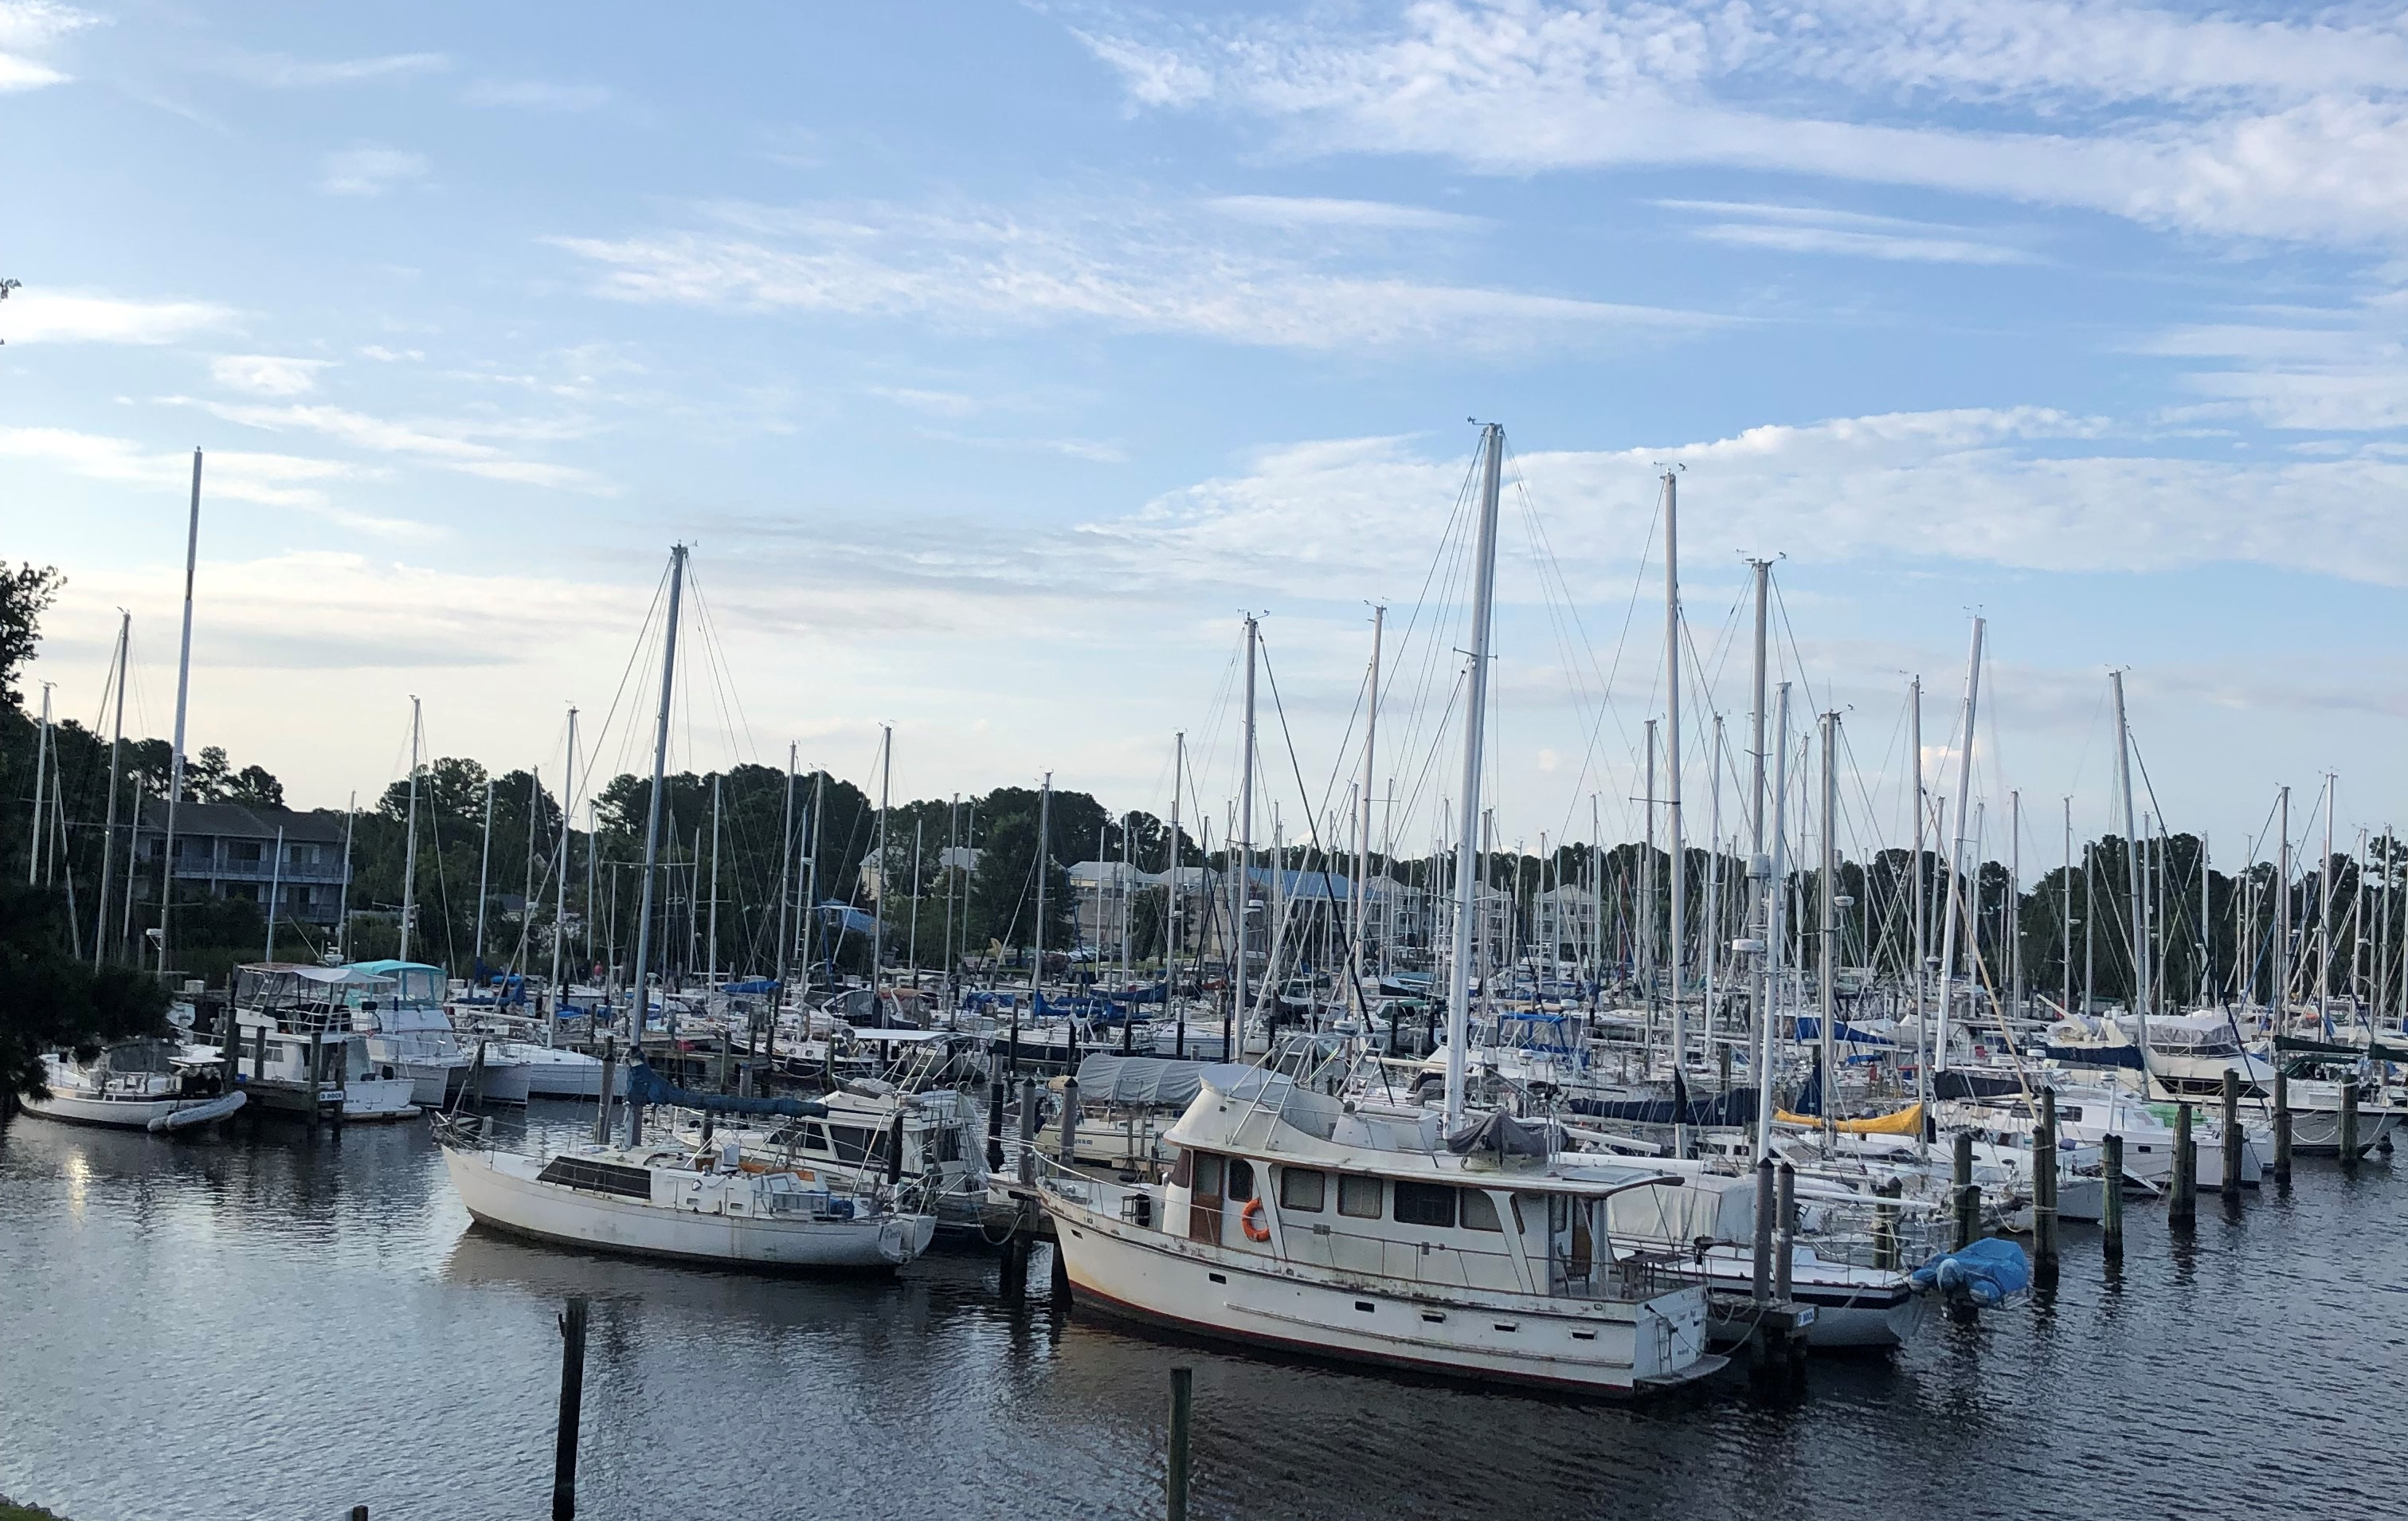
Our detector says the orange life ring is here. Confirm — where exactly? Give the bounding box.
[1239,1197,1271,1242]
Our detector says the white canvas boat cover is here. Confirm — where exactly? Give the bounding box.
[1071,1053,1212,1107]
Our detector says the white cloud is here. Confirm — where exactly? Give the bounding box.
[1657,199,2038,264]
[0,287,236,343]
[2149,304,2408,430]
[215,50,448,88]
[176,398,607,491]
[210,354,329,397]
[0,0,94,91]
[319,145,429,198]
[0,423,428,536]
[554,198,1719,352]
[464,77,610,111]
[1075,2,2408,243]
[1207,194,1481,230]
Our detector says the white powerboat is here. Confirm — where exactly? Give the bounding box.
[19,1042,245,1133]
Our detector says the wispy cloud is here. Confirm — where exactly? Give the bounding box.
[0,287,235,343]
[0,1,96,92]
[1207,194,1481,230]
[0,423,428,536]
[464,77,609,112]
[553,197,1721,353]
[213,49,448,88]
[1074,2,2408,243]
[209,355,329,397]
[170,397,606,491]
[319,145,429,197]
[2149,300,2408,430]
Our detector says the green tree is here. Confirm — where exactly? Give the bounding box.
[0,884,170,1111]
[0,562,62,708]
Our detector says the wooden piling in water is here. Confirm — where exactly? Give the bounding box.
[1059,1075,1081,1161]
[2273,1069,2292,1183]
[2221,1069,2242,1201]
[594,1040,616,1146]
[2339,1075,2360,1165]
[1751,1157,1774,1304]
[1873,1174,1901,1272]
[2100,1134,2124,1256]
[1017,1076,1039,1186]
[1165,1366,1193,1521]
[554,1295,588,1521]
[985,1079,1006,1170]
[1952,1130,1977,1250]
[1773,1162,1795,1303]
[2169,1104,2196,1226]
[2033,1089,2059,1276]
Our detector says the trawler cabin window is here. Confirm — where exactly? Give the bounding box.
[1279,1167,1325,1212]
[1393,1180,1456,1228]
[1225,1158,1256,1202]
[1460,1190,1503,1233]
[1337,1175,1382,1218]
[1192,1153,1223,1194]
[1169,1148,1194,1188]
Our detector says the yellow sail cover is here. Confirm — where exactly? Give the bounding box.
[1773,1102,1923,1135]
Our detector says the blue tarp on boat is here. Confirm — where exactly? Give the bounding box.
[623,1059,828,1119]
[1910,1238,2031,1307]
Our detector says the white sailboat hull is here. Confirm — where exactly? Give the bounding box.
[1042,1192,1721,1394]
[22,1088,218,1130]
[442,1146,932,1270]
[489,1043,625,1100]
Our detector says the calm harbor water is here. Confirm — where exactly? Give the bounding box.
[2,1104,2400,1521]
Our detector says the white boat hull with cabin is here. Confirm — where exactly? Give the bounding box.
[1043,1183,1716,1394]
[441,1142,934,1270]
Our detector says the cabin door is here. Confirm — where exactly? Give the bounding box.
[1188,1154,1224,1245]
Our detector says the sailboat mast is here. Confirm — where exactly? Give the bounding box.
[474,775,496,966]
[2009,790,2022,1017]
[1932,617,1984,1071]
[1356,606,1383,998]
[156,448,202,977]
[1756,681,1792,1162]
[1819,710,1838,1156]
[1236,617,1258,1037]
[1444,423,1504,1131]
[707,771,722,987]
[775,742,795,1002]
[549,707,578,1025]
[336,794,354,961]
[1909,676,1926,1084]
[1032,772,1052,1006]
[628,543,687,1066]
[1745,559,1771,1101]
[1167,731,1184,1018]
[2275,786,2291,1012]
[27,684,49,884]
[93,610,128,967]
[875,723,892,991]
[1661,469,1686,1142]
[2320,776,2334,1026]
[400,696,422,964]
[2061,798,2073,1017]
[2110,670,2148,1053]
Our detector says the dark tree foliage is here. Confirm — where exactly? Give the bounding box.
[0,562,63,708]
[0,884,170,1107]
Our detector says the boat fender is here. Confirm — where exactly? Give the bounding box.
[1239,1198,1271,1242]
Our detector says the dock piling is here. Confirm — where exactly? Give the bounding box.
[2339,1076,2360,1165]
[1873,1174,1901,1272]
[1952,1130,1977,1250]
[2033,1088,2058,1278]
[1750,1157,1773,1305]
[986,1079,1006,1170]
[2220,1069,2242,1202]
[2273,1069,2292,1184]
[1166,1366,1193,1521]
[1773,1162,1795,1303]
[553,1295,588,1521]
[2101,1134,2124,1257]
[1017,1076,1039,1186]
[2170,1104,2196,1227]
[1059,1075,1081,1161]
[595,1040,616,1146]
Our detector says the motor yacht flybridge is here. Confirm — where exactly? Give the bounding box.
[1037,427,1725,1394]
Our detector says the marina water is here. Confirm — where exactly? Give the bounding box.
[3,1105,2398,1521]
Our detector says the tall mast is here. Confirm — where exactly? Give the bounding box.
[1660,469,1687,1139]
[523,769,541,971]
[473,774,496,967]
[2061,798,2073,1017]
[1237,617,1258,1034]
[1706,713,1724,1078]
[1819,710,1839,1156]
[775,743,796,1002]
[707,770,722,986]
[2110,669,2148,1053]
[1167,731,1184,1008]
[2275,786,2292,1013]
[399,696,422,964]
[875,723,891,990]
[1909,676,1926,1086]
[1032,771,1052,1006]
[1444,423,1504,1131]
[1356,605,1383,999]
[1932,617,1984,1072]
[27,682,49,884]
[156,448,202,977]
[1643,717,1658,1015]
[550,708,578,1024]
[2320,775,2334,1027]
[2009,789,2022,1017]
[92,609,129,967]
[1746,559,1771,1080]
[628,544,687,1073]
[336,794,354,961]
[263,825,283,963]
[1755,681,1792,1162]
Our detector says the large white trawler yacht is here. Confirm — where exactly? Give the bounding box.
[1037,425,1723,1395]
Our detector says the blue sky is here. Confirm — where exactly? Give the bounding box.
[6,0,2405,867]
